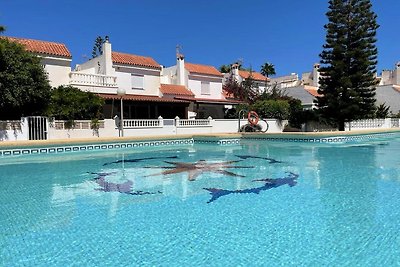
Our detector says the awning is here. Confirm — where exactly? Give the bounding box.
[174,96,244,105]
[97,93,190,103]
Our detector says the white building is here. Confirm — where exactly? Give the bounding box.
[162,53,242,118]
[223,63,269,95]
[271,62,400,113]
[6,37,72,87]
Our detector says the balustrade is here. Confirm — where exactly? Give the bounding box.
[52,120,105,130]
[122,119,161,128]
[70,72,117,87]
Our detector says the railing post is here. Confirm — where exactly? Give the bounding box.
[158,116,164,127]
[208,116,212,126]
[175,116,180,127]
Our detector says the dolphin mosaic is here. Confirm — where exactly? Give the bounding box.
[235,155,283,164]
[144,160,254,181]
[103,156,179,166]
[90,172,161,196]
[203,172,299,203]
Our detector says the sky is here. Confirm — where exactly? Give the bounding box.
[1,0,399,77]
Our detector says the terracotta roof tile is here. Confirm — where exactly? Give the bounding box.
[185,62,223,77]
[97,93,189,103]
[222,89,235,99]
[112,51,161,69]
[4,36,71,58]
[160,84,194,96]
[304,85,321,97]
[239,70,267,81]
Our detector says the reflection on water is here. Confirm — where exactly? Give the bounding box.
[2,138,400,266]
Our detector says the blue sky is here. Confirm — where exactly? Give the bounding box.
[1,0,399,76]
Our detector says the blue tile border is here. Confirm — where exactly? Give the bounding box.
[0,139,195,157]
[0,132,397,157]
[194,139,241,146]
[241,132,396,144]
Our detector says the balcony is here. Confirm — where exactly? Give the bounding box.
[69,72,117,87]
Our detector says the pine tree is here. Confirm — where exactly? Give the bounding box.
[315,0,379,131]
[92,36,105,58]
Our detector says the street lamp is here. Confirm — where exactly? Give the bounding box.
[117,88,126,137]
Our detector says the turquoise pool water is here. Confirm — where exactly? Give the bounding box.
[2,137,400,266]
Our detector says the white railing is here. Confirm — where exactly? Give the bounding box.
[52,120,105,130]
[0,120,22,131]
[69,72,117,87]
[346,119,386,129]
[123,119,162,128]
[176,117,212,127]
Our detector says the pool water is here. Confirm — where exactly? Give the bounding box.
[1,137,400,266]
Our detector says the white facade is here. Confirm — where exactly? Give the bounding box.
[70,40,161,96]
[379,62,400,86]
[42,57,72,87]
[161,55,224,100]
[187,75,222,99]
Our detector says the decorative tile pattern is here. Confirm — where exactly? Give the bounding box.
[242,133,396,144]
[0,139,194,157]
[194,139,241,146]
[0,132,397,157]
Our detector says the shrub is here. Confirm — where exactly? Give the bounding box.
[251,99,290,120]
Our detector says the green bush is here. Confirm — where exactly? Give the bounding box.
[251,99,290,120]
[46,85,104,121]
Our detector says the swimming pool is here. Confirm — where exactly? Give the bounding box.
[2,134,400,266]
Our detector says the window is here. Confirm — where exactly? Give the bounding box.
[131,74,144,90]
[201,81,210,95]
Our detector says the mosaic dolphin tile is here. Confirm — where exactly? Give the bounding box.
[90,172,161,196]
[203,172,299,203]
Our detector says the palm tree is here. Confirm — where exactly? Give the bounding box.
[260,62,276,77]
[0,25,5,34]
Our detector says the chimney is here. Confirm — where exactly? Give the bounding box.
[102,36,113,75]
[176,52,185,86]
[231,63,240,82]
[312,63,320,87]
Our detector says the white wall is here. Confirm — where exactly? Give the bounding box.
[48,119,117,139]
[42,57,72,87]
[115,66,161,96]
[45,118,287,140]
[188,75,223,99]
[161,66,177,84]
[76,57,102,74]
[0,119,28,141]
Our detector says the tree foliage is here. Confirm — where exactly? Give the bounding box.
[0,38,51,119]
[315,0,379,130]
[92,36,107,58]
[47,86,104,121]
[252,99,290,120]
[223,72,259,104]
[375,103,389,118]
[219,64,231,73]
[260,62,276,77]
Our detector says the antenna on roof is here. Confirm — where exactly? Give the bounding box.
[176,44,184,59]
[236,58,243,66]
